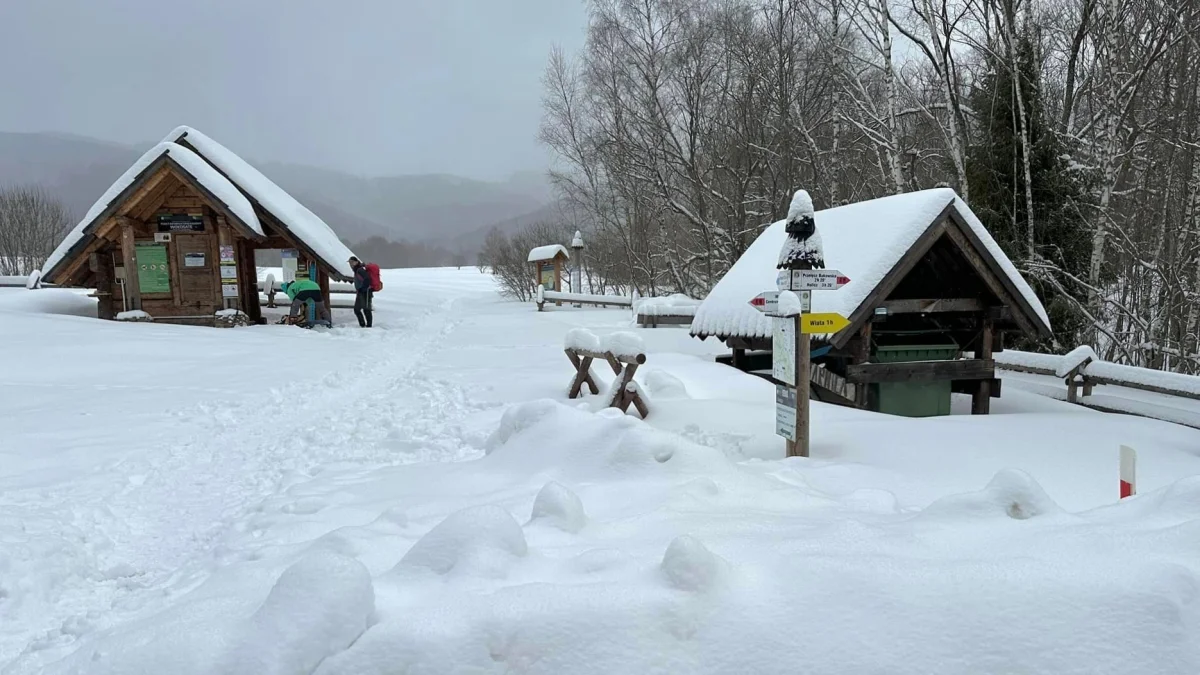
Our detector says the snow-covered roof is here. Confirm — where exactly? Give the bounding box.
[42,142,263,280]
[166,127,357,279]
[690,188,1051,342]
[528,244,569,262]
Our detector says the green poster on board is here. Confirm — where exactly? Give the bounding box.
[135,243,171,294]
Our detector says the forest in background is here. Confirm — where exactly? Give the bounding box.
[479,0,1200,372]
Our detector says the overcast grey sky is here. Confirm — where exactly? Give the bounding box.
[0,0,588,180]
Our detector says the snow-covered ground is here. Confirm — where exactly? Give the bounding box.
[2,268,1200,673]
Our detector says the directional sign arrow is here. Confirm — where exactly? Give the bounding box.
[748,291,780,313]
[777,269,851,291]
[799,312,851,334]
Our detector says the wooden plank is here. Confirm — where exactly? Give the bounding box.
[832,208,952,349]
[953,378,1002,397]
[573,347,646,366]
[846,358,996,384]
[636,313,692,326]
[120,220,142,310]
[117,166,174,219]
[881,298,985,314]
[810,366,858,404]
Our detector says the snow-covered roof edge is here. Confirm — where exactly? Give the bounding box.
[165,126,357,280]
[42,142,263,282]
[528,244,570,262]
[689,188,1052,342]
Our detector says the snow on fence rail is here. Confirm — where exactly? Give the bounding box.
[535,286,633,311]
[998,345,1200,415]
[0,273,53,289]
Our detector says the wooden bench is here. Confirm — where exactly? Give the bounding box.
[635,313,693,328]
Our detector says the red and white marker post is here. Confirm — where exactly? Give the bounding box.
[1119,445,1136,499]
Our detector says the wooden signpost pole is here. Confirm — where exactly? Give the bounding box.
[792,267,812,458]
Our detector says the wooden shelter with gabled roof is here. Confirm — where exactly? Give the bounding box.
[41,126,357,326]
[690,188,1053,416]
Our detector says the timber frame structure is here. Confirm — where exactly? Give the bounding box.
[41,133,353,327]
[708,203,1052,415]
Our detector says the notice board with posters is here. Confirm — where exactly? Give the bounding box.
[135,243,171,294]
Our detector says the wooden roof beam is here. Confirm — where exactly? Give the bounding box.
[881,298,986,314]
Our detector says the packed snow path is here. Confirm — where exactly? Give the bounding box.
[3,269,1200,673]
[0,272,491,666]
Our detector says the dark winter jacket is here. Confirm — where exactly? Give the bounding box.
[352,264,372,293]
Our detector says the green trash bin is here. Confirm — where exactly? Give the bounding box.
[871,344,960,417]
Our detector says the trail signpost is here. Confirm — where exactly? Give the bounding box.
[755,189,852,458]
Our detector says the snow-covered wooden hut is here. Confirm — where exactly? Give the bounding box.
[528,244,569,293]
[40,126,356,326]
[690,188,1052,415]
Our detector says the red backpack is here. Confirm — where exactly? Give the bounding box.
[364,263,383,292]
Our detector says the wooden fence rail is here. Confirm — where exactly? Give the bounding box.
[995,347,1200,428]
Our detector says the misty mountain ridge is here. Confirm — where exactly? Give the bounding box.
[0,131,557,255]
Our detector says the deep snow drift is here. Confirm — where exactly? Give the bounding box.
[3,268,1200,674]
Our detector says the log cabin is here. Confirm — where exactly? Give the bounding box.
[689,188,1053,417]
[40,126,357,326]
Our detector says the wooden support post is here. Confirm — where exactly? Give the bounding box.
[120,219,142,310]
[565,350,600,397]
[972,318,993,414]
[855,322,872,408]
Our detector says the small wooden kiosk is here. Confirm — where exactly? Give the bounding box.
[528,244,569,306]
[690,189,1053,417]
[41,126,356,326]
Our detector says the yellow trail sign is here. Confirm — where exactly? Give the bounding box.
[799,312,851,334]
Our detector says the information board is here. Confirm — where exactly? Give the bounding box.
[135,243,171,294]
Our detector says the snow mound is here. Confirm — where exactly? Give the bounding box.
[24,269,41,289]
[1055,345,1097,378]
[216,551,374,675]
[661,535,727,592]
[397,505,528,575]
[564,327,600,352]
[215,308,247,318]
[920,470,1062,521]
[601,331,645,358]
[644,369,689,399]
[484,399,562,454]
[115,310,152,321]
[529,482,587,533]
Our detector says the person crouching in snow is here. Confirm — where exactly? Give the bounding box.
[349,256,373,328]
[281,278,331,327]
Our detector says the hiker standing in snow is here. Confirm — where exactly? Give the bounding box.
[349,256,373,328]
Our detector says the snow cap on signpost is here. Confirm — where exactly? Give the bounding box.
[571,230,584,249]
[777,189,824,270]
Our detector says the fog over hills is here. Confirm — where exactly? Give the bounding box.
[0,131,558,261]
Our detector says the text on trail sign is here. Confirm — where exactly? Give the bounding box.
[775,384,797,441]
[799,312,851,334]
[749,290,811,315]
[777,269,850,291]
